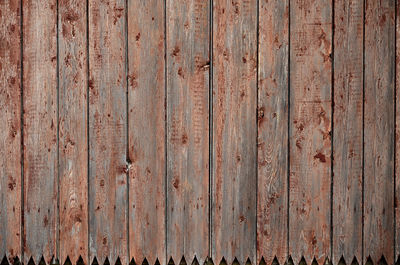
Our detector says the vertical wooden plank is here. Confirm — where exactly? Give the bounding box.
[22,0,58,264]
[166,0,210,263]
[289,0,332,263]
[257,0,289,264]
[0,0,22,262]
[396,0,400,260]
[332,0,363,264]
[59,0,88,264]
[212,0,257,264]
[127,1,165,265]
[364,0,395,264]
[88,0,128,264]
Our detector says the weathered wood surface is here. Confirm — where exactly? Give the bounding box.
[127,1,165,265]
[364,1,395,265]
[289,0,332,263]
[88,0,128,264]
[22,1,58,264]
[1,0,400,264]
[212,0,257,264]
[0,0,21,262]
[58,0,88,264]
[257,0,288,264]
[332,0,363,264]
[166,0,210,264]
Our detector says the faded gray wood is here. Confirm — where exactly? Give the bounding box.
[289,0,332,264]
[88,0,128,264]
[0,0,21,262]
[257,0,289,264]
[58,0,88,264]
[22,1,58,264]
[332,0,363,264]
[127,1,166,265]
[364,1,395,264]
[212,0,258,264]
[166,0,210,264]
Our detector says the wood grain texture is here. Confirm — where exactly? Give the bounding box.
[59,0,88,264]
[166,0,210,263]
[22,0,58,264]
[212,0,257,264]
[364,1,395,264]
[127,1,165,265]
[289,0,332,263]
[332,0,363,263]
[257,0,289,264]
[88,0,128,264]
[0,0,21,262]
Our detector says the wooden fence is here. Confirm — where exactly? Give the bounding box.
[0,0,399,265]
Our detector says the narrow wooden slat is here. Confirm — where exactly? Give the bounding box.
[289,0,332,263]
[22,1,58,264]
[127,1,165,264]
[257,0,289,264]
[88,0,128,264]
[0,0,22,262]
[166,0,210,263]
[59,0,88,264]
[332,0,363,263]
[396,0,400,260]
[212,0,257,264]
[364,1,395,264]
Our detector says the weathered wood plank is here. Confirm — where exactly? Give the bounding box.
[22,0,58,264]
[332,0,363,264]
[0,0,22,262]
[289,0,332,263]
[364,1,395,264]
[212,0,257,264]
[59,0,88,264]
[127,1,165,264]
[257,0,289,264]
[166,0,210,263]
[88,0,128,264]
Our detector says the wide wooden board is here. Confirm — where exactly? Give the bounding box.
[212,0,258,264]
[127,1,166,264]
[166,0,210,263]
[59,0,88,264]
[332,0,363,263]
[22,1,58,264]
[0,0,22,262]
[88,0,128,264]
[364,1,395,264]
[257,0,289,264]
[289,0,332,263]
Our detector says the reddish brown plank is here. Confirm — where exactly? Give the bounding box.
[364,1,395,264]
[59,0,88,264]
[212,0,257,264]
[332,0,363,264]
[127,1,165,264]
[257,0,289,264]
[166,0,210,264]
[88,0,128,264]
[0,0,22,262]
[289,0,332,264]
[22,1,58,264]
